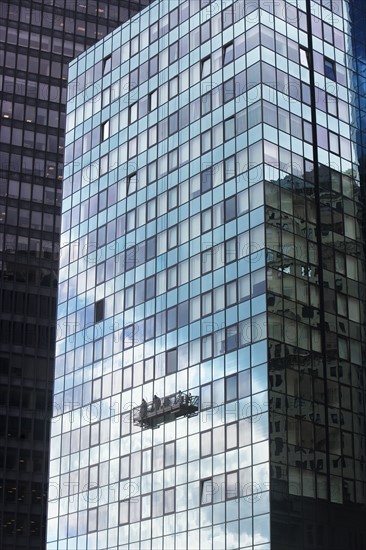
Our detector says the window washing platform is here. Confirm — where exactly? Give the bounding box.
[133,392,199,429]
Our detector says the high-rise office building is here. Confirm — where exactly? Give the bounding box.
[48,0,366,548]
[0,1,151,549]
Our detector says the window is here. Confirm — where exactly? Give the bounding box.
[201,167,212,193]
[90,422,100,446]
[164,442,175,467]
[169,76,179,98]
[128,137,137,158]
[324,58,336,80]
[300,48,309,67]
[201,92,211,116]
[201,208,212,233]
[101,121,109,141]
[169,113,178,135]
[130,68,139,90]
[224,117,235,141]
[223,5,234,28]
[149,55,158,77]
[127,173,137,195]
[103,56,111,75]
[92,377,102,401]
[169,42,179,64]
[201,21,211,43]
[225,197,236,222]
[119,501,129,525]
[168,226,177,249]
[131,36,139,56]
[225,156,236,181]
[146,237,156,260]
[326,93,338,117]
[167,266,177,290]
[145,317,155,341]
[202,249,213,274]
[201,57,211,78]
[170,7,179,29]
[323,22,333,44]
[201,479,213,505]
[167,305,177,329]
[226,423,238,449]
[201,383,212,410]
[226,471,238,499]
[94,299,104,323]
[88,509,98,532]
[149,125,157,146]
[226,282,237,307]
[144,358,154,382]
[329,131,339,155]
[201,129,211,153]
[303,121,313,143]
[129,103,138,123]
[202,291,212,316]
[202,335,212,360]
[168,187,178,210]
[201,431,212,457]
[150,21,158,43]
[102,87,110,107]
[149,90,158,111]
[164,488,175,514]
[223,42,234,65]
[166,348,177,374]
[223,77,235,102]
[178,301,189,328]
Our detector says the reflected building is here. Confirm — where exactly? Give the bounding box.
[0,1,151,549]
[48,1,366,549]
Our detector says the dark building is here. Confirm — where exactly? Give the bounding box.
[0,1,151,548]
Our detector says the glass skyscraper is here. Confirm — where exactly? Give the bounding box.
[49,0,366,548]
[0,2,151,549]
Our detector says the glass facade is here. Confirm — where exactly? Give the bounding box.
[0,2,151,549]
[49,0,366,549]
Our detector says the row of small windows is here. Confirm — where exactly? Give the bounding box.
[0,321,55,349]
[0,447,45,473]
[1,49,67,79]
[88,176,260,252]
[0,26,83,58]
[87,225,264,312]
[63,141,260,239]
[0,289,56,319]
[91,312,266,374]
[1,94,63,129]
[100,0,321,84]
[72,23,307,140]
[101,26,311,129]
[118,470,268,526]
[92,267,265,339]
[117,421,252,480]
[102,19,343,104]
[97,59,319,172]
[92,245,264,318]
[0,125,62,156]
[61,172,260,269]
[69,41,343,162]
[71,24,251,130]
[0,415,49,441]
[5,206,56,232]
[65,88,345,226]
[1,4,111,35]
[59,336,266,407]
[62,315,265,394]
